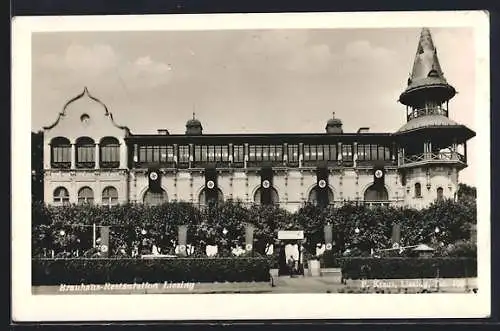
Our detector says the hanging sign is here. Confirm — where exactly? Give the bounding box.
[278,230,304,240]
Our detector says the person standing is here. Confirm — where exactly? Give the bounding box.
[287,255,296,278]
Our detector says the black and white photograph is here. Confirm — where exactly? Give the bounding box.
[12,11,490,321]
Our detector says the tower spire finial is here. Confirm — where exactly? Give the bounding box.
[332,111,335,118]
[399,27,456,106]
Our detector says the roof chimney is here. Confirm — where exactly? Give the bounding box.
[357,127,370,134]
[157,129,170,135]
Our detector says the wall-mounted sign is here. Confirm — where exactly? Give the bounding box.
[278,230,304,240]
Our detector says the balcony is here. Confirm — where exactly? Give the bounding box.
[51,162,71,169]
[407,106,449,121]
[76,161,95,169]
[196,199,404,210]
[399,151,466,168]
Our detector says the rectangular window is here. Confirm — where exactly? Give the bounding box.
[139,146,147,163]
[248,145,283,162]
[233,145,244,163]
[357,144,391,161]
[101,145,119,162]
[357,144,366,161]
[178,145,190,163]
[194,145,229,162]
[342,144,353,161]
[380,146,391,160]
[329,145,337,161]
[138,145,175,163]
[303,145,315,161]
[303,145,337,161]
[52,146,71,163]
[77,146,95,162]
[248,145,260,162]
[288,144,299,163]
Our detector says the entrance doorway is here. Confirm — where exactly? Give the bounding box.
[277,230,305,276]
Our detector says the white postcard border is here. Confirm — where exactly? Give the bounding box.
[12,11,491,321]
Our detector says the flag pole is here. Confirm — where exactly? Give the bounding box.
[93,223,96,248]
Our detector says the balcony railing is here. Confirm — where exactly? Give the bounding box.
[407,106,448,121]
[100,161,120,169]
[51,162,71,169]
[76,161,96,169]
[195,199,404,210]
[401,151,465,166]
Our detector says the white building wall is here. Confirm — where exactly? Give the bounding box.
[44,170,128,205]
[402,165,459,209]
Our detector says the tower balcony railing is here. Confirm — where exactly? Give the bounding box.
[407,105,448,121]
[400,151,465,166]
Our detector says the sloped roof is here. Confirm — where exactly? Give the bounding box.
[412,243,435,251]
[399,28,456,105]
[397,115,460,133]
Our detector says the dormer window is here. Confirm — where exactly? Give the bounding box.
[427,69,439,78]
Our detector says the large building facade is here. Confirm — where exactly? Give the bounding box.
[40,28,475,212]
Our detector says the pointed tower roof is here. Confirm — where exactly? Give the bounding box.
[399,28,456,106]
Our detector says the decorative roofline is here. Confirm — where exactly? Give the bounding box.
[43,87,131,135]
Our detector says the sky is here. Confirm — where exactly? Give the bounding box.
[31,27,477,185]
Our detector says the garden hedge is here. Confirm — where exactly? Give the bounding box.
[32,257,271,286]
[32,198,477,258]
[339,257,477,280]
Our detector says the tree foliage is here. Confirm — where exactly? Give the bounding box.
[32,197,477,258]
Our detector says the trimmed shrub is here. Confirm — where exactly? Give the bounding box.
[340,257,477,280]
[31,199,477,259]
[319,250,342,268]
[32,257,271,286]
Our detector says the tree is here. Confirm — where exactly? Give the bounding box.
[31,131,44,203]
[457,183,477,201]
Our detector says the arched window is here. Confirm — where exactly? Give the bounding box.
[76,137,95,168]
[143,189,168,206]
[437,187,444,201]
[415,183,422,198]
[77,187,94,204]
[198,188,224,207]
[100,137,120,168]
[308,186,334,206]
[253,187,279,205]
[50,137,71,169]
[364,184,389,206]
[102,186,118,206]
[53,187,69,205]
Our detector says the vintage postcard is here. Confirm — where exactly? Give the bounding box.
[12,11,490,321]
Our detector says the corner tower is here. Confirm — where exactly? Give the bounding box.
[395,28,475,208]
